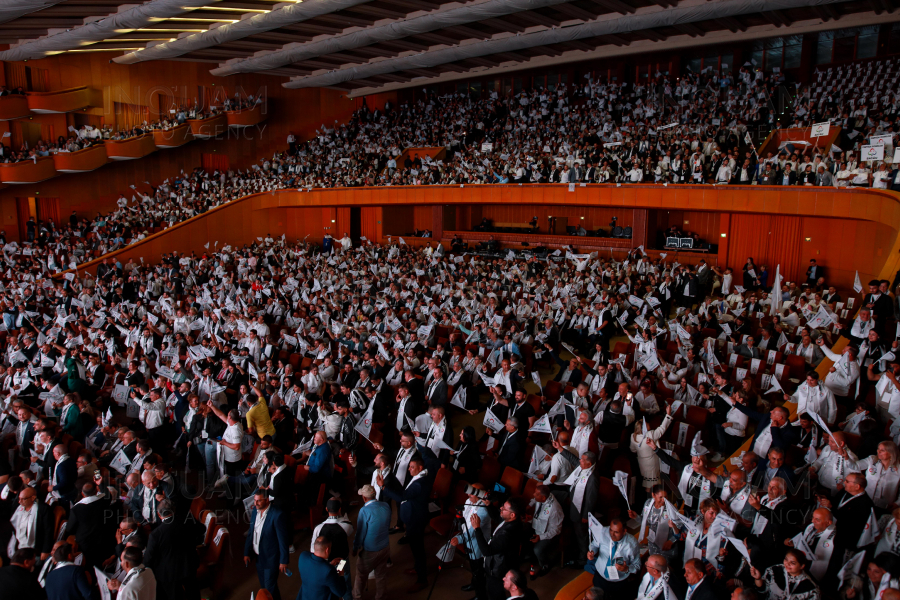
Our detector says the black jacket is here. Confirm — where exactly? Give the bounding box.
[65,494,116,566]
[0,565,46,600]
[473,519,524,578]
[144,518,203,582]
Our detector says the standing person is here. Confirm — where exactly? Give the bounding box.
[244,490,290,600]
[144,500,203,600]
[64,482,115,569]
[44,543,93,600]
[470,498,526,600]
[377,440,440,593]
[352,485,391,600]
[296,537,347,600]
[207,402,246,486]
[564,452,599,567]
[525,484,564,579]
[584,519,641,596]
[310,499,353,599]
[0,548,46,599]
[107,547,157,600]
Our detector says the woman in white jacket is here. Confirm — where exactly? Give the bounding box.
[630,404,673,494]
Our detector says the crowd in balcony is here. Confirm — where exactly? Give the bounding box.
[272,66,899,190]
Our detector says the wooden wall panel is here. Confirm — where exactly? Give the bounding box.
[478,204,633,234]
[412,206,432,232]
[382,206,413,236]
[360,207,382,241]
[649,210,721,245]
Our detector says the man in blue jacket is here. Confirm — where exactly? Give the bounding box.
[44,542,94,600]
[244,489,290,600]
[302,430,333,506]
[377,440,440,593]
[352,485,391,600]
[296,536,347,600]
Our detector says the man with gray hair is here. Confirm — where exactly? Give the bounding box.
[352,485,391,600]
[496,416,526,472]
[635,554,675,599]
[564,452,598,568]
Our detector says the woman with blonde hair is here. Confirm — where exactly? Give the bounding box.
[674,497,734,569]
[852,440,900,510]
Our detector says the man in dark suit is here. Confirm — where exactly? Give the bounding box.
[425,367,448,407]
[403,371,425,405]
[825,471,876,553]
[733,404,799,459]
[745,477,795,568]
[495,418,526,472]
[64,482,115,569]
[749,447,796,491]
[44,543,92,600]
[49,444,77,504]
[244,490,290,600]
[680,558,719,600]
[296,536,347,600]
[0,548,46,599]
[863,280,894,337]
[564,452,599,568]
[263,453,293,513]
[378,440,440,593]
[470,498,525,600]
[549,350,582,386]
[806,259,824,288]
[144,499,203,600]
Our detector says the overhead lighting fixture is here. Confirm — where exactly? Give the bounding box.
[133,28,206,32]
[171,17,239,22]
[195,6,271,11]
[102,38,173,42]
[64,48,143,52]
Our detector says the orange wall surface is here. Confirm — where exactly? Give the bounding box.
[61,185,900,299]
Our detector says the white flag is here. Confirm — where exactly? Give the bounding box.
[528,444,548,475]
[354,401,375,440]
[838,550,866,586]
[483,407,504,432]
[858,509,880,547]
[769,265,782,317]
[450,386,467,410]
[529,414,552,434]
[854,271,863,294]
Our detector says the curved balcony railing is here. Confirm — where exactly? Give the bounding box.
[104,134,157,161]
[188,113,228,138]
[52,144,108,173]
[26,86,102,114]
[0,156,57,183]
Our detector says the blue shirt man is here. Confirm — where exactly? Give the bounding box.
[351,485,391,600]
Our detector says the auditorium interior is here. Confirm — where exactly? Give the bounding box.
[0,2,899,600]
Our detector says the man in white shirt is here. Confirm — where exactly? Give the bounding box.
[817,338,860,399]
[207,402,245,485]
[107,547,157,600]
[636,554,677,600]
[811,432,859,495]
[526,484,564,578]
[786,371,837,426]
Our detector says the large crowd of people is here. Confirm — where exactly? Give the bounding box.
[0,229,897,600]
[0,52,897,600]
